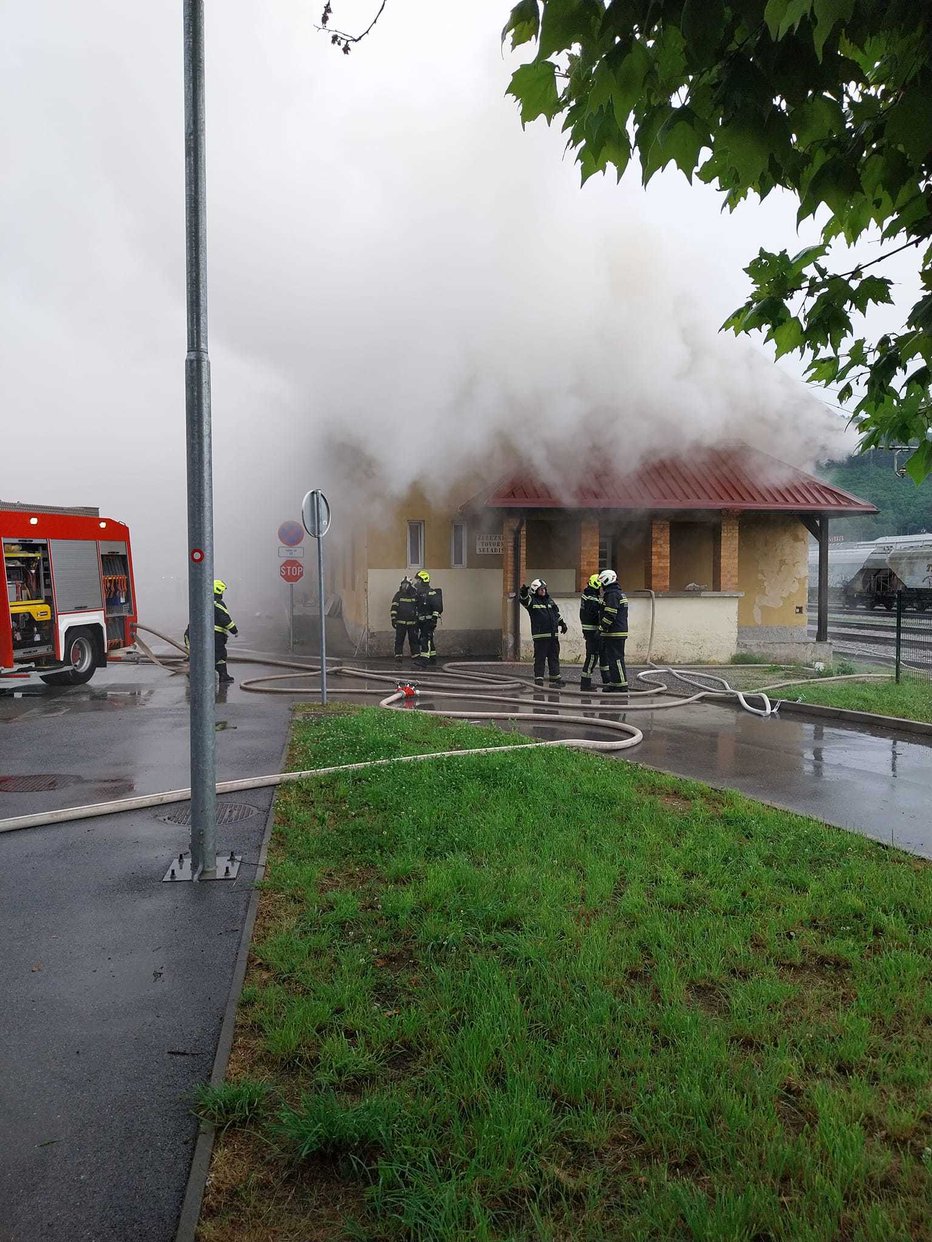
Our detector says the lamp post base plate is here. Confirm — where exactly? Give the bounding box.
[162,852,242,882]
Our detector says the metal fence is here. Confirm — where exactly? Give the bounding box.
[895,591,932,682]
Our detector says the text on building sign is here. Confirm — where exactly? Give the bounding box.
[475,535,503,555]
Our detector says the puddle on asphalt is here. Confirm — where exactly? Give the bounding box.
[0,686,155,719]
[0,773,136,795]
[82,689,156,711]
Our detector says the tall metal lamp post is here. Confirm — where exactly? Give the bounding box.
[164,0,238,883]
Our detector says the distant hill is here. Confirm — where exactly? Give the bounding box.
[820,451,932,540]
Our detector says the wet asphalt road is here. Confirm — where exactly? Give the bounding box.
[2,655,931,1241]
[0,659,294,1242]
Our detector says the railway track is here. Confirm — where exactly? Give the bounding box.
[807,606,932,669]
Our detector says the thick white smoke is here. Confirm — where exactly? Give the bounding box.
[1,0,854,636]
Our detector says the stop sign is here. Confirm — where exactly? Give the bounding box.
[280,558,304,584]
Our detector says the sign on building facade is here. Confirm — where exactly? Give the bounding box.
[475,534,503,555]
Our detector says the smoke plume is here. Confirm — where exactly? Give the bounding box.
[1,0,852,636]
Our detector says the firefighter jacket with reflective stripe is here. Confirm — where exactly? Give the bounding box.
[599,582,628,638]
[391,584,418,625]
[414,585,443,624]
[520,586,563,638]
[579,585,602,632]
[214,598,238,636]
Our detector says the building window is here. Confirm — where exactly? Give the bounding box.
[598,536,613,572]
[451,521,467,568]
[407,520,424,569]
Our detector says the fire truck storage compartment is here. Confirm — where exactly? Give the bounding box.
[48,539,104,612]
[100,542,133,647]
[4,542,53,653]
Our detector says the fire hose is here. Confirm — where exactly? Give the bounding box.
[0,620,888,836]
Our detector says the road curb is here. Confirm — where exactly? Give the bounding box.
[173,727,292,1242]
[775,698,932,738]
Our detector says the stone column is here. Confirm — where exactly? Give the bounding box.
[645,519,670,592]
[501,516,526,660]
[578,517,599,589]
[712,514,739,591]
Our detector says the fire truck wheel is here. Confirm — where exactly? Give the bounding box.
[40,628,99,686]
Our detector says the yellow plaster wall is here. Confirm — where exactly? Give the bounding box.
[330,523,368,633]
[737,516,808,628]
[365,484,504,573]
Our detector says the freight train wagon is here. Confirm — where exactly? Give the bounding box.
[2,502,137,684]
[808,534,932,612]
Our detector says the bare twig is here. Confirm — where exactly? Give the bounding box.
[316,0,388,53]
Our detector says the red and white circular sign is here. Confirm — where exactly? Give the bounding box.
[279,558,304,583]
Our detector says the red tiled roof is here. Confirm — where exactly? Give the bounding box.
[471,446,876,515]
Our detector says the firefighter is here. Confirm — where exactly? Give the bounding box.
[390,576,420,661]
[412,570,443,665]
[212,579,238,683]
[579,573,603,691]
[519,578,567,686]
[183,579,238,683]
[598,570,628,691]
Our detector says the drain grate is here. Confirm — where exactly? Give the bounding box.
[157,803,260,827]
[0,774,82,793]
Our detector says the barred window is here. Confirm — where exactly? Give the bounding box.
[451,522,467,568]
[407,521,424,569]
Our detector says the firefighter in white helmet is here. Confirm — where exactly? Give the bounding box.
[519,578,567,687]
[597,570,627,691]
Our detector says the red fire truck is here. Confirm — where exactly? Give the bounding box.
[2,502,137,685]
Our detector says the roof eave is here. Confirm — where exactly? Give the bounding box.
[482,499,879,515]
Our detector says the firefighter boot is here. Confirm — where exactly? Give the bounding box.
[580,676,592,691]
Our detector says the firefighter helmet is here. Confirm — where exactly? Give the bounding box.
[530,578,546,593]
[415,570,430,583]
[598,570,617,586]
[214,579,227,595]
[588,574,602,590]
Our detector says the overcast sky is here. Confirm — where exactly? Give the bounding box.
[1,1,916,630]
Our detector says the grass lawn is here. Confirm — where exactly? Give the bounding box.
[779,677,932,725]
[197,708,931,1242]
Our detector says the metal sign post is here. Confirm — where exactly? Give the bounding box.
[301,490,331,704]
[278,522,305,656]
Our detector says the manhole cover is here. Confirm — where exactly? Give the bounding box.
[156,803,260,827]
[0,774,82,792]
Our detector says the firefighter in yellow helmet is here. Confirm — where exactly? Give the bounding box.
[412,570,443,664]
[212,580,238,683]
[187,580,239,684]
[579,573,603,691]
